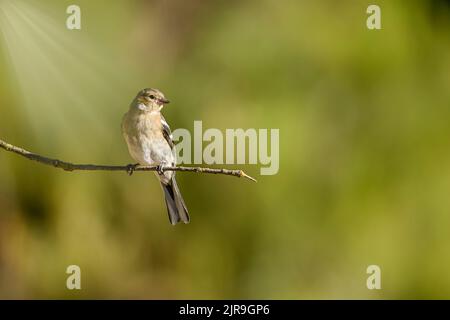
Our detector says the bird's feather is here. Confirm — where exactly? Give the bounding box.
[161,115,174,149]
[161,179,189,224]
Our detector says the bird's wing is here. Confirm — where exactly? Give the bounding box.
[161,115,175,149]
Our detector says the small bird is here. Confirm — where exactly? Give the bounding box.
[121,88,189,225]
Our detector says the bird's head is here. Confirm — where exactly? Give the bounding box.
[134,88,170,112]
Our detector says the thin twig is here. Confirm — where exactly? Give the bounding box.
[0,138,257,182]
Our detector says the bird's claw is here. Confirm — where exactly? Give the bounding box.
[126,163,139,176]
[156,164,166,175]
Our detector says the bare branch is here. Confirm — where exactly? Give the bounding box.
[0,138,257,182]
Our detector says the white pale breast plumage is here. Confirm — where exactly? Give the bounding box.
[122,108,175,183]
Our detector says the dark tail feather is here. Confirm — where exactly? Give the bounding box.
[161,178,189,225]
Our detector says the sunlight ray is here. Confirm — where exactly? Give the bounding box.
[0,0,136,154]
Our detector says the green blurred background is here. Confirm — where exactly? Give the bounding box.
[0,0,449,299]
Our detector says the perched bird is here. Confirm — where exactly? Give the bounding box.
[122,88,189,225]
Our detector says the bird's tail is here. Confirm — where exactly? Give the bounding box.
[161,177,189,225]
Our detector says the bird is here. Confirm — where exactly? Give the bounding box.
[121,88,189,225]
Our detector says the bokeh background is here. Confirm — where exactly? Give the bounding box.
[0,0,449,299]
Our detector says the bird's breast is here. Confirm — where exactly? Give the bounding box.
[122,111,172,166]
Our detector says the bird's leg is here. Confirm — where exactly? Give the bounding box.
[156,162,168,175]
[126,163,140,176]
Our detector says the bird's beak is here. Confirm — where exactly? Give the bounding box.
[159,98,170,104]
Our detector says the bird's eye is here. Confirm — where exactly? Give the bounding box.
[149,95,155,99]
